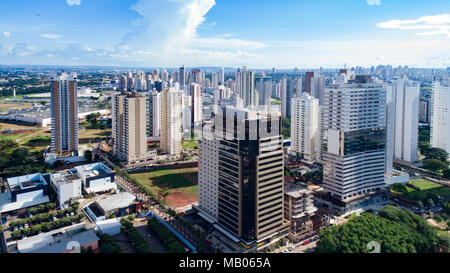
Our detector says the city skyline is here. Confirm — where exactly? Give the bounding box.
[0,0,449,68]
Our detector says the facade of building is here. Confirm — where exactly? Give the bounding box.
[284,184,317,241]
[146,91,161,138]
[74,163,116,194]
[179,65,186,92]
[112,91,157,164]
[321,76,388,215]
[50,73,79,155]
[49,169,82,205]
[238,66,257,107]
[419,99,431,124]
[190,83,203,127]
[304,72,315,94]
[198,122,219,221]
[256,76,272,107]
[201,107,289,247]
[160,87,183,156]
[290,93,320,163]
[392,79,419,163]
[310,75,326,106]
[431,80,450,154]
[219,67,225,86]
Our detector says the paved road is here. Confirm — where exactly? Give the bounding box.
[290,241,317,253]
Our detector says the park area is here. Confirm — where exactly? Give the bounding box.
[130,167,198,209]
[393,178,450,202]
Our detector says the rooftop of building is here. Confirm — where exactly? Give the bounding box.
[0,104,108,119]
[7,173,47,192]
[284,182,313,198]
[50,169,81,185]
[96,192,136,212]
[74,162,112,178]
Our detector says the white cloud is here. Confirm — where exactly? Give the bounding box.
[66,0,81,6]
[367,0,381,6]
[1,32,11,38]
[41,33,63,39]
[377,14,450,37]
[115,0,264,66]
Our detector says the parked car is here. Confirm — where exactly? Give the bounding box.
[14,226,18,231]
[288,246,295,251]
[282,249,290,253]
[302,240,310,245]
[24,224,29,229]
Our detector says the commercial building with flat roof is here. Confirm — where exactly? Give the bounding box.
[49,169,82,205]
[74,162,116,194]
[0,173,50,213]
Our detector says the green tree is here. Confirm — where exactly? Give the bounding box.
[423,148,448,163]
[84,150,93,162]
[392,183,408,194]
[316,206,438,253]
[423,159,448,172]
[443,169,450,179]
[417,201,424,208]
[282,118,291,139]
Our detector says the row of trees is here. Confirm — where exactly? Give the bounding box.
[316,206,442,253]
[147,218,185,253]
[99,233,122,253]
[9,203,79,229]
[120,217,151,253]
[10,215,84,240]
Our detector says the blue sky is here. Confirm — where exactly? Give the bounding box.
[0,0,449,68]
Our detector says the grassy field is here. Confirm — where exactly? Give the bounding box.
[181,138,199,150]
[409,179,442,190]
[400,179,450,202]
[79,128,111,145]
[0,122,40,130]
[130,167,198,208]
[19,132,51,153]
[0,133,30,141]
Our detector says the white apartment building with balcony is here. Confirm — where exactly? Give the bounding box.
[392,79,419,163]
[290,93,320,164]
[160,87,183,157]
[431,80,450,154]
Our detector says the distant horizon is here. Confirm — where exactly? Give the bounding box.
[1,64,449,72]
